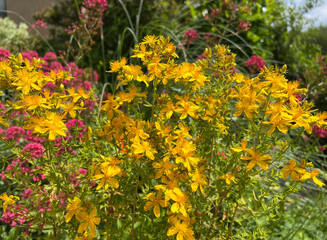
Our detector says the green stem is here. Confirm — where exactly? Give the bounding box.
[274,129,305,163]
[226,203,239,240]
[151,78,158,122]
[208,137,214,186]
[131,170,140,239]
[207,188,230,238]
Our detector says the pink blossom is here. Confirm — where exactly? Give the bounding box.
[184,29,199,45]
[43,52,57,61]
[78,168,88,175]
[0,49,11,61]
[24,129,45,144]
[32,20,47,30]
[84,0,107,13]
[22,189,34,199]
[4,126,25,142]
[244,55,265,73]
[238,21,250,32]
[22,143,45,159]
[22,51,39,62]
[313,125,327,138]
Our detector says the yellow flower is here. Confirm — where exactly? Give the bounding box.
[108,57,127,73]
[12,69,41,95]
[144,191,169,218]
[92,165,120,190]
[61,102,84,118]
[241,149,272,171]
[281,159,300,181]
[36,111,67,141]
[263,115,292,135]
[167,216,195,240]
[234,93,259,120]
[152,156,176,179]
[128,120,149,141]
[231,140,248,152]
[190,168,207,194]
[132,137,157,160]
[100,93,121,119]
[141,35,158,46]
[219,173,237,185]
[166,188,189,217]
[0,193,19,212]
[18,94,50,110]
[65,197,86,222]
[300,169,325,187]
[78,208,101,236]
[160,102,175,119]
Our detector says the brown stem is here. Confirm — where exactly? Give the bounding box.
[227,203,239,240]
[207,188,230,238]
[208,137,215,186]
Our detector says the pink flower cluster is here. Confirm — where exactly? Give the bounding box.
[24,129,45,144]
[0,49,11,61]
[238,21,250,32]
[184,29,200,45]
[204,9,220,21]
[22,143,45,159]
[217,152,227,160]
[32,20,47,30]
[1,204,30,227]
[2,157,45,182]
[244,55,265,73]
[4,126,25,143]
[313,125,327,138]
[84,0,107,13]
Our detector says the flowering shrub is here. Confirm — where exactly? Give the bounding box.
[0,18,31,53]
[0,36,326,239]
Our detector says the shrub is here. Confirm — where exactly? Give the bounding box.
[0,36,326,239]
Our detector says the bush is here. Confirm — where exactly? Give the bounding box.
[0,36,326,239]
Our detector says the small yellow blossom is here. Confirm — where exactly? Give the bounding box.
[65,197,86,222]
[241,149,272,171]
[300,169,325,187]
[78,208,101,236]
[144,191,169,218]
[0,193,19,212]
[219,173,237,185]
[167,216,195,240]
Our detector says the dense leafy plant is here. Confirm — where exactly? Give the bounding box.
[0,35,326,240]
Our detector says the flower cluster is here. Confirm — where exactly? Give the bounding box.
[244,55,266,73]
[184,29,200,45]
[31,19,47,30]
[237,21,250,32]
